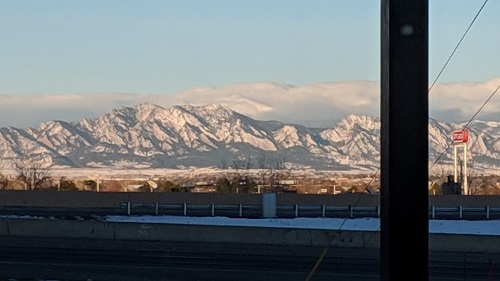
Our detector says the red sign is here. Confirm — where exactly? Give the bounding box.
[452,129,469,143]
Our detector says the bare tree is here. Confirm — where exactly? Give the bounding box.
[232,157,247,170]
[270,156,285,170]
[15,158,52,190]
[257,154,267,169]
[220,158,228,169]
[232,159,241,170]
[245,156,253,170]
[215,177,232,193]
[0,174,8,190]
[279,153,288,169]
[467,158,481,195]
[429,165,453,184]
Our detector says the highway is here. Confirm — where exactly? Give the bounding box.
[1,192,499,280]
[0,236,498,281]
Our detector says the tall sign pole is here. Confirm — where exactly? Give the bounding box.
[381,1,429,281]
[452,129,470,195]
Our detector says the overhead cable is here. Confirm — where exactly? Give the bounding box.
[429,83,500,171]
[428,0,489,93]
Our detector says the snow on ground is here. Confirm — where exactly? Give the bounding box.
[103,215,500,236]
[105,216,380,231]
[2,213,499,236]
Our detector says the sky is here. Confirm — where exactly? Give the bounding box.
[1,1,500,128]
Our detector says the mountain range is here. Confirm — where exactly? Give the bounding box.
[1,103,499,173]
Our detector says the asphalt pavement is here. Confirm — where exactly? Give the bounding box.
[0,236,498,281]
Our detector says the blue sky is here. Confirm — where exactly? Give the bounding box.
[1,1,500,127]
[0,1,379,95]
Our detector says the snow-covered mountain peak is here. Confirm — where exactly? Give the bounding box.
[131,103,166,122]
[134,102,165,112]
[38,120,65,131]
[181,104,237,125]
[337,115,380,131]
[191,103,234,116]
[1,102,500,172]
[199,103,226,111]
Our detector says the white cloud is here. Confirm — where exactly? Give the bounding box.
[429,77,500,123]
[1,78,500,128]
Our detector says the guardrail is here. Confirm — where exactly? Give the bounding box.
[119,202,500,220]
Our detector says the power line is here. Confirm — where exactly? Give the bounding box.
[364,80,500,250]
[368,0,491,181]
[428,0,489,93]
[462,84,500,130]
[427,0,489,170]
[429,83,500,171]
[359,0,491,243]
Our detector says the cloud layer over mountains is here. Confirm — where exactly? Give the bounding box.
[2,78,500,128]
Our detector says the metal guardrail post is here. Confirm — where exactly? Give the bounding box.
[119,202,498,220]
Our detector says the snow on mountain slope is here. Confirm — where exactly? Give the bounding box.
[0,103,499,172]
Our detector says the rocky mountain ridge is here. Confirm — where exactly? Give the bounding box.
[0,103,499,172]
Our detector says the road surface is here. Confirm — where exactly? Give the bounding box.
[0,236,497,281]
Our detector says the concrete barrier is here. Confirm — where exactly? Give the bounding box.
[3,190,500,209]
[430,233,500,253]
[262,192,277,218]
[0,218,498,253]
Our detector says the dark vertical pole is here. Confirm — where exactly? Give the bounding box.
[381,1,428,281]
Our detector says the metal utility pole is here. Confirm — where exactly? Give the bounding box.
[381,1,429,281]
[452,129,470,195]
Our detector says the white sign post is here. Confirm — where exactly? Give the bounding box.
[452,130,470,195]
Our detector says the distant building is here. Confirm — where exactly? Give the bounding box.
[147,180,158,189]
[442,175,461,195]
[192,182,216,193]
[279,179,298,185]
[335,177,350,184]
